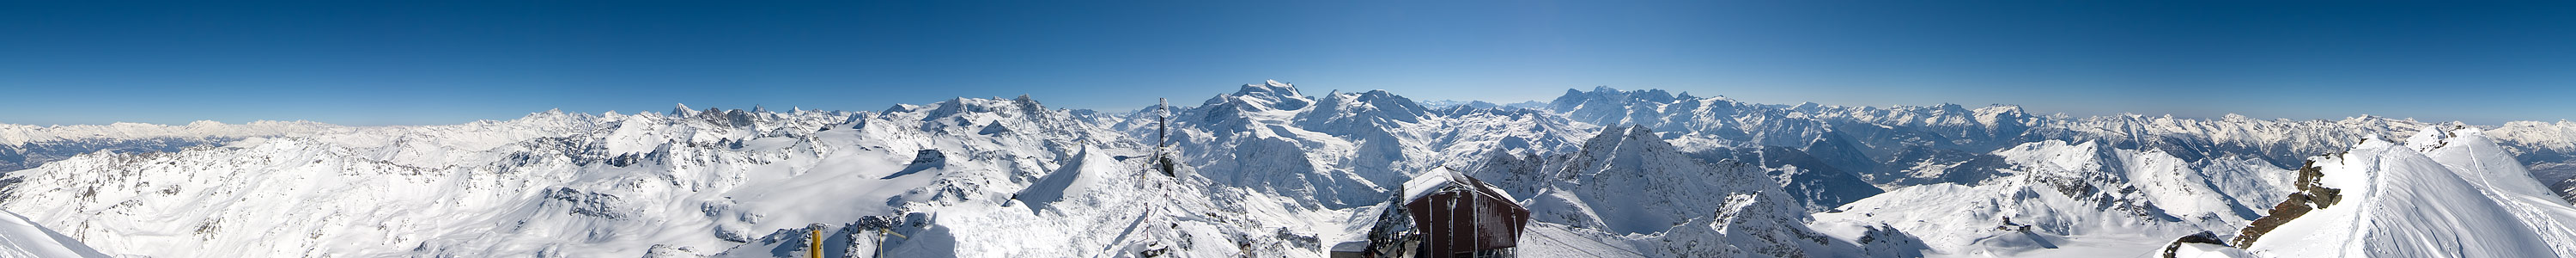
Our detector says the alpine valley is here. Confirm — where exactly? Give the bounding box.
[4,81,2574,257]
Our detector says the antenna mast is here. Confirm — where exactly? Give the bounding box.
[1157,97,1170,148]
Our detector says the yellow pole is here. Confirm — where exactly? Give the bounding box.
[811,226,824,258]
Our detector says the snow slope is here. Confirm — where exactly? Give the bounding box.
[2487,120,2576,202]
[0,209,106,258]
[2172,126,2576,258]
[2233,130,2561,257]
[2414,126,2576,256]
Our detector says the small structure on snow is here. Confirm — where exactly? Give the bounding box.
[1340,168,1529,258]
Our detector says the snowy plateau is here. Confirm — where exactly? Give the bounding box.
[3,81,2576,257]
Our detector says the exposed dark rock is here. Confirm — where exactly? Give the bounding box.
[2232,160,2342,246]
[544,187,626,219]
[2553,177,2576,205]
[2159,231,2227,258]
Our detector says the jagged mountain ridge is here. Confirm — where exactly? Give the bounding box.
[0,121,340,171]
[1470,126,1904,257]
[1542,87,2576,200]
[1808,139,2298,256]
[2,82,2573,257]
[0,96,1346,257]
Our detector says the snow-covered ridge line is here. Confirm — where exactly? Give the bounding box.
[0,105,856,146]
[4,82,2573,258]
[1546,86,2576,192]
[0,108,864,171]
[2155,126,2576,258]
[0,104,876,257]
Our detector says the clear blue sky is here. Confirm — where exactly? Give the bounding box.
[3,1,2572,126]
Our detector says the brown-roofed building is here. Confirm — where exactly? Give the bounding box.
[1338,168,1530,258]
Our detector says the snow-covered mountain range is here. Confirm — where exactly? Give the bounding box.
[3,80,2572,257]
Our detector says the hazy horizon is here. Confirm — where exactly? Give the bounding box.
[7,1,2573,126]
[8,83,2563,127]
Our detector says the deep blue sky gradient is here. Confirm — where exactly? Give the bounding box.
[3,1,2572,126]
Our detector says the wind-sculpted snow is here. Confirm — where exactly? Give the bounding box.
[2218,129,2565,257]
[0,209,106,258]
[2404,126,2576,255]
[2123,126,2576,258]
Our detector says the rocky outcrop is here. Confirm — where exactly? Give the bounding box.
[2156,231,2230,258]
[2230,160,2342,246]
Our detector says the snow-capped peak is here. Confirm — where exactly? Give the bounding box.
[2406,125,2458,151]
[13,83,2576,258]
[1237,80,1303,97]
[671,103,696,116]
